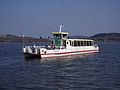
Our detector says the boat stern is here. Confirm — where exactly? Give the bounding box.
[22,46,42,58]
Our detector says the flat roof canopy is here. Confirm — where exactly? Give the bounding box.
[52,32,68,35]
[67,39,94,41]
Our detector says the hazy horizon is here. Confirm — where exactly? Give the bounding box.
[0,0,120,38]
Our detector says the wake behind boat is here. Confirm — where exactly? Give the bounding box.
[23,25,99,58]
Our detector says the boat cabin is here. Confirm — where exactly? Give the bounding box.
[66,39,94,47]
[52,31,68,46]
[50,25,94,49]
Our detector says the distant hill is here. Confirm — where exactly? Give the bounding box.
[0,34,50,43]
[90,33,120,41]
[0,33,120,42]
[69,33,120,41]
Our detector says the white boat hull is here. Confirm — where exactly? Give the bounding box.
[23,46,99,58]
[41,50,98,58]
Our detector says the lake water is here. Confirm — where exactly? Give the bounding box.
[0,42,120,90]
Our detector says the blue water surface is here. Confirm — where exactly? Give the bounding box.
[0,42,120,90]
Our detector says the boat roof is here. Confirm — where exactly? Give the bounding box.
[52,32,68,35]
[66,39,94,41]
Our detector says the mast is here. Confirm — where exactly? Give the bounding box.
[58,25,64,32]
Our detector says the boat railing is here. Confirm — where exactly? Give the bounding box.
[45,45,66,50]
[24,45,66,50]
[93,44,98,48]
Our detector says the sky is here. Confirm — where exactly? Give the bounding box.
[0,0,120,37]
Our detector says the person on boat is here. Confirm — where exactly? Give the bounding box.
[50,41,55,49]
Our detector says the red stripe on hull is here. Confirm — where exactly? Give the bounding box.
[41,50,99,55]
[24,50,99,58]
[41,50,99,58]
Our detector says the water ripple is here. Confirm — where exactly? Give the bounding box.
[0,42,120,89]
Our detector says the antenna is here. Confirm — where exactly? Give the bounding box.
[22,35,25,48]
[58,25,64,32]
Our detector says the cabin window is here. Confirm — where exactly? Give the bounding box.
[83,41,85,46]
[69,40,72,46]
[73,41,81,46]
[78,41,80,46]
[84,41,88,46]
[72,41,74,46]
[79,41,81,46]
[81,41,83,46]
[87,41,89,46]
[70,41,93,46]
[86,41,90,46]
[54,34,62,38]
[86,41,92,46]
[89,41,92,46]
[74,41,77,46]
[76,41,78,46]
[63,34,67,38]
[77,41,79,46]
[74,41,76,46]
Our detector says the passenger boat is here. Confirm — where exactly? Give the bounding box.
[23,25,99,58]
